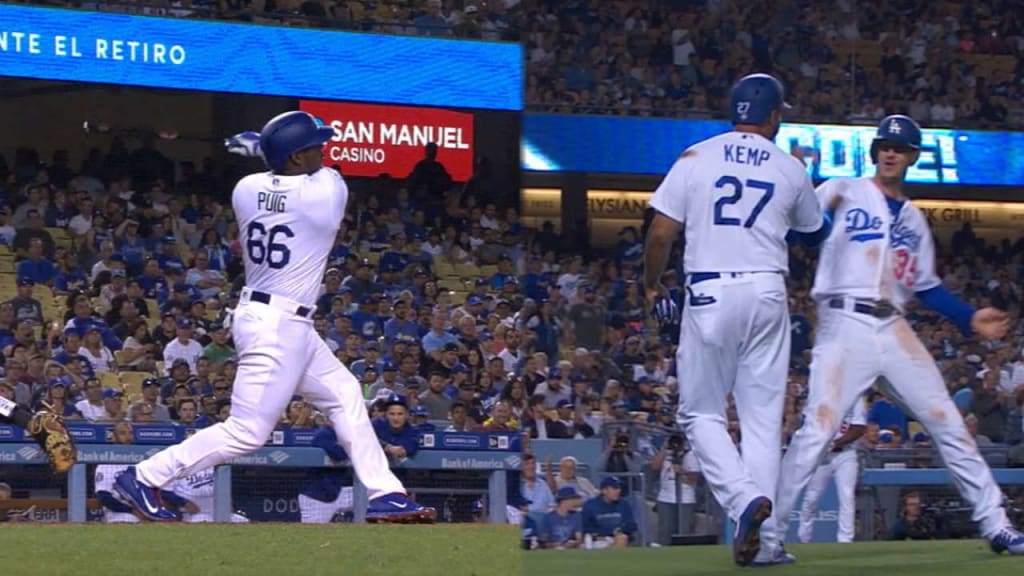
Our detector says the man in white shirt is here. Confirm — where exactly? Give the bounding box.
[497,329,524,373]
[650,434,700,545]
[75,377,108,422]
[162,319,204,376]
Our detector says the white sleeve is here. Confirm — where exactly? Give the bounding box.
[911,210,941,292]
[789,169,823,233]
[648,152,693,224]
[328,169,349,225]
[849,396,867,427]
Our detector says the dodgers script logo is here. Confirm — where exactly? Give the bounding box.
[890,219,922,251]
[844,209,884,242]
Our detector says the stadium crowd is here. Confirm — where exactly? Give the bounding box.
[20,0,1024,126]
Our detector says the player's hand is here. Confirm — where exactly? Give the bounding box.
[224,131,262,157]
[971,307,1009,341]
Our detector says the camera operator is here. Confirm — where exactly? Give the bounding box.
[889,492,945,540]
[649,433,700,545]
[600,433,643,476]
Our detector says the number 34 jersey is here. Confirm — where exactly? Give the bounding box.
[648,131,822,276]
[810,177,940,311]
[233,167,349,307]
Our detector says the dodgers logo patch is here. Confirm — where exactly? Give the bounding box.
[844,208,884,242]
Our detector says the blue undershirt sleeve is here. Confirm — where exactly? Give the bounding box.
[916,284,975,337]
[787,209,835,247]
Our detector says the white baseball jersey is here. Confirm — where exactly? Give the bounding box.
[95,464,139,523]
[832,397,867,449]
[648,131,822,274]
[233,168,349,306]
[169,468,215,519]
[810,177,940,309]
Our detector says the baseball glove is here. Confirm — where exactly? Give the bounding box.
[28,411,77,474]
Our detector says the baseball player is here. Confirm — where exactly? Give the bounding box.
[168,467,249,523]
[0,398,76,474]
[94,423,140,523]
[643,73,835,566]
[796,397,866,544]
[762,115,1024,563]
[115,111,436,523]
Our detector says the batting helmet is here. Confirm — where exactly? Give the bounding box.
[869,114,922,164]
[259,111,334,173]
[730,73,791,125]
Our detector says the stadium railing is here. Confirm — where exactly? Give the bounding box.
[0,424,519,524]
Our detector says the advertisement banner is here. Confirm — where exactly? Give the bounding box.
[301,100,475,181]
[0,4,522,110]
[522,114,1024,186]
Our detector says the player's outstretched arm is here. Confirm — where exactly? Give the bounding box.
[642,212,682,307]
[786,192,842,247]
[916,284,1008,340]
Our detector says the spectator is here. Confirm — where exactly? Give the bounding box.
[535,368,571,408]
[15,237,56,286]
[6,278,42,324]
[581,476,637,549]
[546,455,598,500]
[185,250,228,300]
[99,388,126,422]
[78,325,117,374]
[479,400,518,432]
[419,370,453,420]
[74,376,106,421]
[966,413,994,446]
[127,378,171,422]
[540,486,584,549]
[889,492,943,540]
[372,393,420,464]
[0,204,14,247]
[521,453,555,515]
[12,210,54,260]
[162,318,203,375]
[649,433,700,545]
[974,370,1008,443]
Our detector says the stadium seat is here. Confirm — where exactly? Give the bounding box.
[119,371,152,396]
[99,372,121,390]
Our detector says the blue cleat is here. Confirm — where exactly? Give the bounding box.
[752,545,797,567]
[113,467,179,522]
[366,493,437,524]
[990,526,1024,555]
[734,496,772,566]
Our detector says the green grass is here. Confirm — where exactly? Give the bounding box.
[0,524,520,576]
[525,540,1023,576]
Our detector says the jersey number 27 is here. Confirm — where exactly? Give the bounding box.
[713,176,775,228]
[246,222,294,269]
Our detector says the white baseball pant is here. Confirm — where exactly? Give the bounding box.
[767,304,1009,550]
[676,272,789,545]
[797,448,859,543]
[135,290,404,499]
[298,488,354,524]
[184,512,250,523]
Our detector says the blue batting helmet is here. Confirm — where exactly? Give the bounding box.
[730,73,791,125]
[870,114,922,163]
[259,111,334,173]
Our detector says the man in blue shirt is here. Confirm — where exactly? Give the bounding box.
[16,237,56,286]
[383,300,419,343]
[581,476,637,549]
[541,486,584,549]
[520,453,554,515]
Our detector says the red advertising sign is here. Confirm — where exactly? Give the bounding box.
[300,100,475,181]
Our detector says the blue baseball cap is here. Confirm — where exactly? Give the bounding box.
[600,476,623,490]
[384,392,407,408]
[466,295,483,306]
[556,486,581,501]
[176,318,193,329]
[611,400,628,409]
[382,361,397,372]
[173,282,189,292]
[102,388,124,399]
[549,368,562,379]
[48,377,69,388]
[411,405,429,417]
[556,399,574,409]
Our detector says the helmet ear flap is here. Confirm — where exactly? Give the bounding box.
[870,140,879,164]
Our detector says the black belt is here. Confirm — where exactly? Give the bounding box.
[250,290,314,318]
[829,298,899,319]
[689,272,745,285]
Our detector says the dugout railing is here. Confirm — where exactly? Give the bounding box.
[0,443,515,524]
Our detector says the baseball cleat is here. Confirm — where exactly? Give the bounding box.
[113,467,179,522]
[990,526,1024,555]
[734,496,772,566]
[752,545,797,567]
[366,493,437,524]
